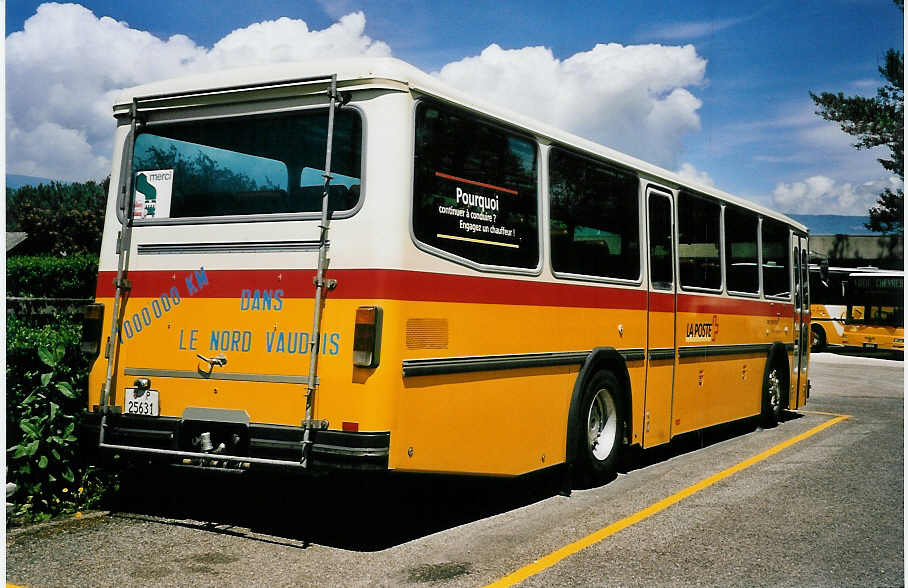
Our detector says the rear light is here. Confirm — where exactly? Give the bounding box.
[80,303,105,358]
[353,306,382,368]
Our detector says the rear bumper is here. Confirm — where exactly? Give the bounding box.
[81,412,390,472]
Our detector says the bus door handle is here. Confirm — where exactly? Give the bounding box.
[197,353,227,376]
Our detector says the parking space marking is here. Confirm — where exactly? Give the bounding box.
[486,413,851,588]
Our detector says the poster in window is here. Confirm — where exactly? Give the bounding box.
[432,171,521,250]
[134,169,174,219]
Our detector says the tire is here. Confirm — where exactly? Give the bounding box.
[760,364,784,428]
[574,371,624,487]
[811,324,827,352]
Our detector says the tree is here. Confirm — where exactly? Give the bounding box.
[809,0,904,234]
[6,178,109,256]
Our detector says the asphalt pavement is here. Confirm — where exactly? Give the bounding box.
[6,350,903,587]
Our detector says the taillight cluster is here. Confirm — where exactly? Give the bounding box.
[352,306,382,368]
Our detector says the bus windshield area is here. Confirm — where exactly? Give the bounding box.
[131,108,362,220]
[846,275,904,327]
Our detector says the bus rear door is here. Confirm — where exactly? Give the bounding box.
[643,187,675,447]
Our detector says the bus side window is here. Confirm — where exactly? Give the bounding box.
[801,248,809,308]
[648,194,673,290]
[549,148,640,281]
[761,218,791,299]
[678,192,721,291]
[412,102,539,269]
[724,205,759,294]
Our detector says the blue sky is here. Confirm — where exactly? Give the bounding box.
[5,1,904,215]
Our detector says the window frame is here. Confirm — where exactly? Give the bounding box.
[547,144,643,286]
[677,190,724,294]
[126,103,367,226]
[646,185,675,292]
[723,204,761,298]
[409,98,544,276]
[760,218,793,302]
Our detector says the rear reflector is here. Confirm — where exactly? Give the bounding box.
[342,421,359,432]
[80,303,105,358]
[353,306,382,368]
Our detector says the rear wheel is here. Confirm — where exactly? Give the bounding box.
[811,324,827,352]
[760,365,784,428]
[575,371,624,487]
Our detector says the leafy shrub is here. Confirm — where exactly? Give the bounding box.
[6,314,87,438]
[6,345,110,520]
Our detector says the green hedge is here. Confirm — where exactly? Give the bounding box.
[7,255,99,298]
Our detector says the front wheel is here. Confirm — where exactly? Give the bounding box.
[575,371,624,487]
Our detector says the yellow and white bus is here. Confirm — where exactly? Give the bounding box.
[81,57,810,486]
[808,264,850,351]
[809,266,904,353]
[841,271,904,352]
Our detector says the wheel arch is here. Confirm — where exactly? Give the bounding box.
[565,347,633,466]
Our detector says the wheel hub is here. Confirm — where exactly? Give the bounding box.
[587,388,618,461]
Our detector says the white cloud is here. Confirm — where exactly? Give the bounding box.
[434,43,707,169]
[316,0,361,20]
[7,121,109,181]
[676,163,714,187]
[641,17,751,41]
[6,3,389,181]
[7,4,706,183]
[772,175,901,215]
[205,13,390,70]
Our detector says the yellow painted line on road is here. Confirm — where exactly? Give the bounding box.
[486,413,851,588]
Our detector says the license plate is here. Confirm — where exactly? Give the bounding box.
[863,342,878,349]
[124,388,160,416]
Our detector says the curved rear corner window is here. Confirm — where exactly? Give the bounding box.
[549,148,640,280]
[413,102,539,269]
[678,191,721,290]
[132,109,362,219]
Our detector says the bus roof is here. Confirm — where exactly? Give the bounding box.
[114,56,807,233]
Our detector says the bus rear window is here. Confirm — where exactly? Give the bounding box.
[413,102,539,269]
[132,109,362,220]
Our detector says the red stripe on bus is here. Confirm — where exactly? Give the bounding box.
[434,172,519,195]
[648,292,675,313]
[95,269,645,310]
[677,293,794,318]
[94,269,794,317]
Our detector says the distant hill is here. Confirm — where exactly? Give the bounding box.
[6,174,58,190]
[788,214,878,236]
